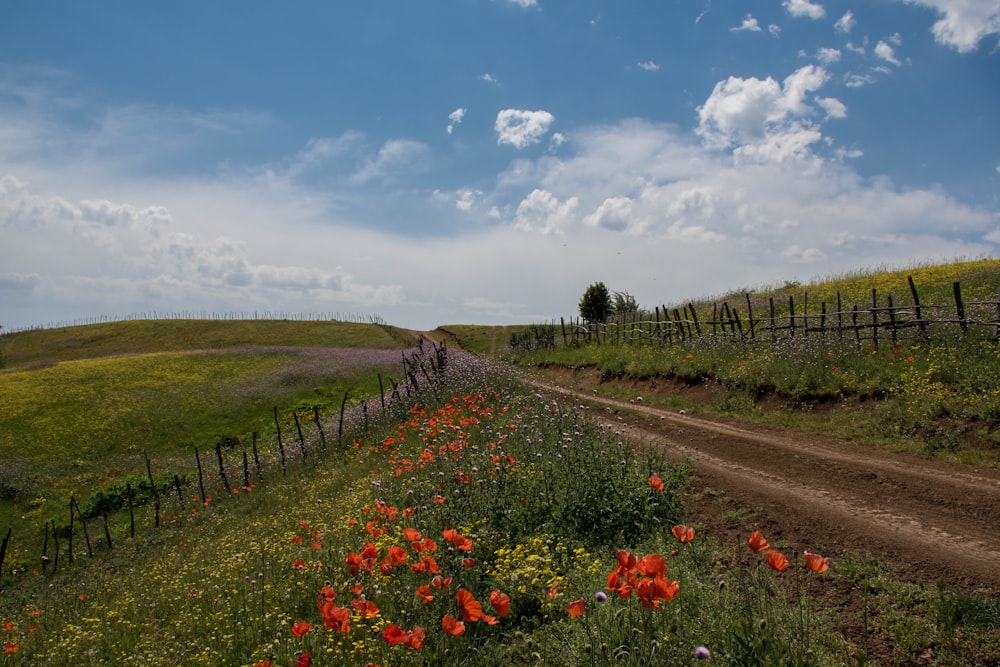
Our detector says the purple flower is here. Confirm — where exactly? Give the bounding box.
[694,645,711,659]
[594,591,608,602]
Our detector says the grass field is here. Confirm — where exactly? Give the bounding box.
[1,260,999,665]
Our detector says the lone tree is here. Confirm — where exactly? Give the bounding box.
[579,282,613,323]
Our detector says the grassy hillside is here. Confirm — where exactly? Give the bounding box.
[0,320,416,522]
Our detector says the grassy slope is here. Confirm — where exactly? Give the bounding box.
[0,320,414,522]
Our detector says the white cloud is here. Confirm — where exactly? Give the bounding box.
[783,0,825,19]
[816,96,848,119]
[513,188,578,234]
[637,60,661,71]
[495,109,555,149]
[875,40,903,65]
[479,73,499,84]
[455,188,482,211]
[769,24,783,37]
[732,15,763,32]
[351,139,430,183]
[834,10,856,32]
[844,72,876,87]
[903,0,1000,52]
[507,0,537,7]
[816,47,841,64]
[696,65,830,164]
[446,107,466,134]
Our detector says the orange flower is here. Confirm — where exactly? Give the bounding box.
[403,626,426,649]
[615,549,638,576]
[637,553,667,579]
[402,527,422,542]
[442,614,465,637]
[3,644,17,654]
[489,590,511,618]
[292,559,308,570]
[319,603,351,634]
[290,621,313,637]
[456,588,483,622]
[747,531,770,553]
[252,661,272,667]
[382,624,405,645]
[431,575,453,589]
[567,598,586,617]
[803,551,830,573]
[462,557,476,568]
[767,550,790,572]
[2,621,12,632]
[671,524,695,543]
[606,572,632,599]
[416,584,435,605]
[649,475,664,491]
[351,597,380,618]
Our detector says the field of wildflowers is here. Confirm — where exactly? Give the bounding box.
[5,347,938,666]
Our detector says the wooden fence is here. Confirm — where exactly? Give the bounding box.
[510,279,1000,351]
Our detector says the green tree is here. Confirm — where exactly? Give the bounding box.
[579,282,613,323]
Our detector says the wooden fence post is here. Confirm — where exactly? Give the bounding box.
[215,442,230,493]
[769,297,777,343]
[312,408,327,451]
[71,496,93,557]
[50,520,59,571]
[908,276,928,340]
[378,374,387,417]
[102,512,113,551]
[252,432,262,480]
[195,447,207,504]
[173,474,185,509]
[274,406,287,474]
[338,392,349,447]
[242,451,250,489]
[871,289,880,350]
[953,281,968,336]
[744,293,755,340]
[144,449,161,528]
[0,527,11,581]
[788,295,796,339]
[41,521,50,571]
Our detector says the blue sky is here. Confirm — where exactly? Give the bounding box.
[2,0,998,331]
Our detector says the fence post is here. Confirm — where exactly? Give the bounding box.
[173,474,185,509]
[339,392,349,447]
[744,293,755,340]
[195,447,207,504]
[126,482,135,538]
[871,289,880,350]
[242,451,250,489]
[71,496,93,557]
[215,442,231,493]
[0,527,11,581]
[887,295,898,341]
[769,297,777,343]
[102,512,113,551]
[908,276,928,340]
[67,497,74,564]
[41,522,50,571]
[313,407,328,451]
[953,281,968,336]
[144,450,161,528]
[252,432,262,480]
[788,295,796,339]
[293,411,307,462]
[274,407,287,474]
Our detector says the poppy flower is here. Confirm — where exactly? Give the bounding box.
[462,557,476,568]
[431,575,453,589]
[416,584,435,605]
[456,588,483,622]
[615,549,638,576]
[767,550,790,572]
[3,644,18,654]
[351,597,380,618]
[672,525,695,543]
[637,553,667,579]
[649,475,665,491]
[404,626,426,649]
[382,624,405,645]
[803,551,830,573]
[252,661,272,667]
[606,572,632,599]
[292,559,308,570]
[489,590,511,618]
[2,621,12,632]
[402,527,422,542]
[567,598,586,617]
[295,654,312,667]
[290,621,313,637]
[442,614,465,637]
[747,531,770,553]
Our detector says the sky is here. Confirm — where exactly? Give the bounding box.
[1,0,999,332]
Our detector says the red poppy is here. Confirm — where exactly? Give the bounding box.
[252,661,272,667]
[767,550,790,572]
[416,584,435,605]
[320,602,351,634]
[606,572,632,599]
[292,535,303,544]
[295,654,312,667]
[637,553,667,579]
[318,585,336,604]
[431,575,453,589]
[456,588,483,622]
[351,597,380,618]
[402,527,422,542]
[747,531,770,553]
[292,559,308,570]
[442,614,465,637]
[404,626,426,649]
[649,475,665,491]
[567,598,586,617]
[442,528,457,542]
[290,621,313,637]
[2,621,12,632]
[803,551,830,573]
[616,549,638,576]
[382,624,405,645]
[3,644,18,655]
[462,557,476,568]
[671,525,695,543]
[489,590,511,618]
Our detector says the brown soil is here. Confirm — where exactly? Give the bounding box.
[528,366,1000,595]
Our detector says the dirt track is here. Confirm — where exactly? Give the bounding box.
[528,374,1000,593]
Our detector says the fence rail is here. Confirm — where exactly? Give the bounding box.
[510,279,1000,351]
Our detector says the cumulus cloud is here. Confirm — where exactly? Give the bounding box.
[732,15,762,32]
[507,0,537,7]
[695,65,836,165]
[875,40,903,65]
[816,47,841,64]
[835,10,857,32]
[637,60,660,71]
[783,0,825,19]
[904,0,1000,52]
[479,73,499,84]
[446,107,466,134]
[495,109,555,149]
[816,96,848,119]
[513,189,578,234]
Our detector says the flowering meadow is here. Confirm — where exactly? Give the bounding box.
[2,343,996,664]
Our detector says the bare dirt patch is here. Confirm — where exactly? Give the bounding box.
[527,367,1000,594]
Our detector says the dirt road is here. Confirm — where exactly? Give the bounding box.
[529,374,1000,593]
